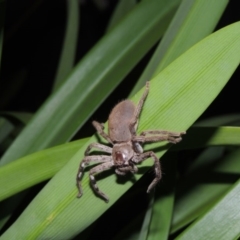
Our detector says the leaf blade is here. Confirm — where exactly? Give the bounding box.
[0,139,86,201]
[52,0,80,91]
[176,177,240,240]
[130,0,228,95]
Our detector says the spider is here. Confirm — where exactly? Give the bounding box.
[76,81,185,202]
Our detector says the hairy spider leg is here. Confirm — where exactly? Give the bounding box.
[89,162,114,202]
[129,81,149,136]
[140,130,186,137]
[76,155,112,198]
[132,151,162,193]
[92,120,113,144]
[85,142,112,155]
[133,130,186,144]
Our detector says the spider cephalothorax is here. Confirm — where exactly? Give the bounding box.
[76,82,185,202]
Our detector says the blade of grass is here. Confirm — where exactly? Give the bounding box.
[0,118,14,144]
[171,148,240,234]
[173,126,240,150]
[176,173,240,240]
[0,112,32,125]
[106,0,137,32]
[171,127,240,233]
[0,138,87,201]
[1,21,239,239]
[138,193,154,240]
[1,0,178,166]
[153,0,229,75]
[148,127,240,238]
[185,146,225,173]
[52,0,79,91]
[196,114,240,126]
[146,153,177,240]
[171,116,240,233]
[130,0,228,95]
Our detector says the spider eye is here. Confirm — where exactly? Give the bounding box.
[113,145,133,166]
[115,151,125,162]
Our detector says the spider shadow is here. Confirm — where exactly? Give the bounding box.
[115,172,137,185]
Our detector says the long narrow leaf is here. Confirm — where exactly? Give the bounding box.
[173,126,240,150]
[172,148,240,234]
[153,0,228,75]
[52,0,79,91]
[106,0,137,32]
[176,176,240,240]
[130,0,228,95]
[146,153,177,240]
[0,139,86,201]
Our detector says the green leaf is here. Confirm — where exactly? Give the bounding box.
[153,0,228,75]
[1,0,178,166]
[52,0,79,91]
[173,126,240,150]
[0,139,86,201]
[0,118,13,143]
[171,148,240,234]
[146,153,177,240]
[138,193,154,240]
[106,0,137,32]
[196,114,240,126]
[176,166,240,239]
[0,112,32,125]
[130,0,228,95]
[1,21,239,239]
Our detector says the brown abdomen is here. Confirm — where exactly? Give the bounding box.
[108,100,135,142]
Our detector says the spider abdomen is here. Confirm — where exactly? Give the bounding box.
[108,100,136,142]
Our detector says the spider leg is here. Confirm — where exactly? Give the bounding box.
[89,162,114,202]
[85,142,112,156]
[76,155,112,198]
[132,151,162,193]
[133,130,186,144]
[129,81,149,135]
[131,141,143,153]
[92,121,113,145]
[140,130,186,136]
